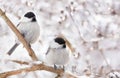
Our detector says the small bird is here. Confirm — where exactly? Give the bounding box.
[46,37,70,69]
[7,12,40,55]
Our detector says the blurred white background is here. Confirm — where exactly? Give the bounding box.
[0,0,120,78]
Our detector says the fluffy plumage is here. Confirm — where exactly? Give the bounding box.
[46,37,69,69]
[7,12,40,55]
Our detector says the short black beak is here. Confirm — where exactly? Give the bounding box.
[31,17,36,22]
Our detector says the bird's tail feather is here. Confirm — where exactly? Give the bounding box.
[7,43,19,55]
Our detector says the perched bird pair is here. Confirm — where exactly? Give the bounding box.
[7,12,70,69]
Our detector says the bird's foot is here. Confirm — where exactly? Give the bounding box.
[54,65,65,72]
[54,64,57,70]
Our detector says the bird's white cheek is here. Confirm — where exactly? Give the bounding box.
[50,42,61,48]
[21,17,31,22]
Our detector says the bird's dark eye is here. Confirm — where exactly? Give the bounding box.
[54,37,65,45]
[24,12,35,18]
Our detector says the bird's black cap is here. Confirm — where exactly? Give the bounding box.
[24,12,35,18]
[54,37,65,45]
[24,12,36,22]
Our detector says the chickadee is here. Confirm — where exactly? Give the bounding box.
[7,12,40,55]
[46,37,69,69]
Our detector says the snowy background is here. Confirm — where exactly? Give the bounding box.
[0,0,120,78]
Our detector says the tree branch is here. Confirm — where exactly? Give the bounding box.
[0,9,38,61]
[0,64,64,78]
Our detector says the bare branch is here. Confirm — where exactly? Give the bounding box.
[0,64,64,78]
[0,9,38,61]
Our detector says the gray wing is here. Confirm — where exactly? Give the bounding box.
[17,22,21,27]
[46,47,50,55]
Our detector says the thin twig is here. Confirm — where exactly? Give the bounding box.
[99,49,110,66]
[0,64,64,78]
[11,60,29,65]
[0,9,38,61]
[66,6,85,41]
